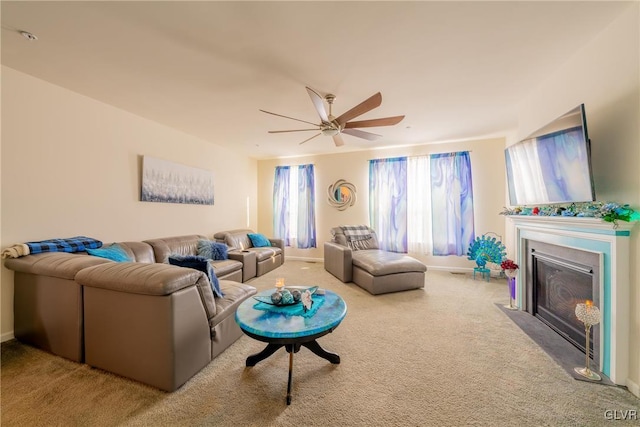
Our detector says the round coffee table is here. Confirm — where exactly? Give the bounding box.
[235,288,347,404]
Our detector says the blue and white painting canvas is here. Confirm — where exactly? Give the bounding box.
[141,156,214,205]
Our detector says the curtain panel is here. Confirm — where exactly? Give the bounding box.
[430,152,475,256]
[273,164,317,249]
[368,151,474,256]
[369,157,408,253]
[273,166,291,246]
[296,164,317,249]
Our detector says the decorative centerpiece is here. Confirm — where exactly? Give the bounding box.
[255,284,319,312]
[500,259,519,310]
[574,300,601,381]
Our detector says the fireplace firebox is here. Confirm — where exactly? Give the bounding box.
[525,240,601,366]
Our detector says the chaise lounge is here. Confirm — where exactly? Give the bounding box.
[324,225,427,295]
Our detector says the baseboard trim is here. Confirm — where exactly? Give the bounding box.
[1,331,15,343]
[286,256,322,263]
[427,265,473,274]
[627,378,640,398]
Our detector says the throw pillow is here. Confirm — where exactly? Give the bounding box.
[247,233,271,248]
[86,244,132,262]
[168,254,224,298]
[197,239,229,260]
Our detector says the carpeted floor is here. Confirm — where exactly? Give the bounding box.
[2,261,638,426]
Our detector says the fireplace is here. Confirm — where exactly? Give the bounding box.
[509,215,634,385]
[525,240,601,366]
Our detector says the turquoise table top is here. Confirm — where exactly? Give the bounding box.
[235,288,347,340]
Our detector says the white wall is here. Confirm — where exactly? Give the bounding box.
[257,137,507,271]
[514,4,640,395]
[0,66,258,340]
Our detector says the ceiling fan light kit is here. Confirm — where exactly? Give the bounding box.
[261,86,404,147]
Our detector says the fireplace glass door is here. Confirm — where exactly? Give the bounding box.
[533,253,595,357]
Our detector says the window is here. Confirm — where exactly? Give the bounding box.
[273,164,317,249]
[369,152,474,255]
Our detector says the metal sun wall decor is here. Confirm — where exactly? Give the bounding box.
[140,155,214,205]
[327,179,357,211]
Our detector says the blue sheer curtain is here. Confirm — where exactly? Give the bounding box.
[369,157,407,252]
[430,151,475,255]
[273,164,316,249]
[273,166,291,246]
[296,164,317,249]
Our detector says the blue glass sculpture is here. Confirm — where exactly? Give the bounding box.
[467,234,507,281]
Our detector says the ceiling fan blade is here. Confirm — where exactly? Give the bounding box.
[299,133,322,145]
[332,134,345,147]
[259,109,318,127]
[342,128,382,141]
[306,87,329,122]
[268,129,319,133]
[335,92,382,127]
[344,115,405,129]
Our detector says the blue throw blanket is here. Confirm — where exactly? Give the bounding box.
[168,254,224,298]
[26,236,103,254]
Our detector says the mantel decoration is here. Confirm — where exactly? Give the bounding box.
[574,300,602,381]
[500,202,640,228]
[500,259,519,310]
[327,179,357,211]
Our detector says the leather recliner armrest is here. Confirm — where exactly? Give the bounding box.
[268,238,285,263]
[323,242,353,283]
[228,250,257,282]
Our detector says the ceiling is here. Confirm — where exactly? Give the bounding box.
[1,1,632,159]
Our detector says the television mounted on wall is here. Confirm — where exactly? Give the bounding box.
[505,104,596,206]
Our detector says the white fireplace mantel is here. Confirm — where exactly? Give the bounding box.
[507,215,636,385]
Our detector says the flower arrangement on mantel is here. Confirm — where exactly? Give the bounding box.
[500,202,640,228]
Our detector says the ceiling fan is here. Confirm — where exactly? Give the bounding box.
[260,87,405,147]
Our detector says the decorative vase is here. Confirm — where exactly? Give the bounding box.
[504,269,517,310]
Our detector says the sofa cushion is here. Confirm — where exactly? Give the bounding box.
[144,235,206,263]
[212,280,257,325]
[116,241,156,264]
[247,233,271,248]
[210,259,243,277]
[352,250,427,276]
[247,247,283,262]
[213,229,254,250]
[197,239,228,260]
[86,244,132,262]
[168,254,223,298]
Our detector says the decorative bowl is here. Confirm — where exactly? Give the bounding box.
[254,286,319,306]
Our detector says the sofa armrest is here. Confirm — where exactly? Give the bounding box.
[268,238,285,263]
[76,262,217,319]
[228,250,257,282]
[323,242,353,283]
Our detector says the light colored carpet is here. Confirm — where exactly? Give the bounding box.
[2,261,638,426]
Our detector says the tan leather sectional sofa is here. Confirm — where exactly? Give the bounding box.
[4,233,283,391]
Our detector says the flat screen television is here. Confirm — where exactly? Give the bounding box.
[505,104,596,206]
